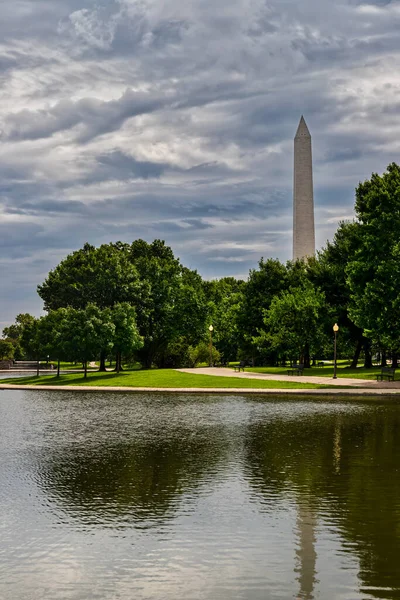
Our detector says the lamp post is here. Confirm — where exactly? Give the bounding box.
[333,323,339,379]
[209,325,214,367]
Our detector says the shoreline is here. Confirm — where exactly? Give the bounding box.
[2,383,400,397]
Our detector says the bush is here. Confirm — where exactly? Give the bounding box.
[0,339,15,360]
[188,342,221,367]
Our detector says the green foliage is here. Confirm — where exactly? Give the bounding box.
[129,240,208,367]
[237,258,288,362]
[36,239,208,369]
[38,242,140,310]
[110,303,143,371]
[347,163,400,351]
[259,281,326,362]
[0,339,14,360]
[20,317,41,360]
[308,222,366,365]
[36,309,69,363]
[187,342,221,367]
[203,277,245,362]
[2,313,36,360]
[59,305,115,377]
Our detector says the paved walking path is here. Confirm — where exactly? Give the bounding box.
[177,367,400,389]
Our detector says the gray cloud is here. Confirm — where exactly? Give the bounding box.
[1,0,400,328]
[2,89,164,142]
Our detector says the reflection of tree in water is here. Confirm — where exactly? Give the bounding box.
[37,428,228,527]
[244,405,400,599]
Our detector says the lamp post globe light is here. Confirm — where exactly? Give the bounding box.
[209,325,214,367]
[333,323,339,379]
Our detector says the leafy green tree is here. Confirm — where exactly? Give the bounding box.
[203,277,245,363]
[237,258,288,364]
[129,240,208,368]
[60,305,115,378]
[308,222,372,367]
[346,163,400,365]
[36,309,70,376]
[38,242,140,311]
[187,341,221,367]
[111,303,143,372]
[2,313,36,360]
[37,243,140,371]
[20,317,42,366]
[259,282,326,366]
[37,239,208,370]
[0,339,14,360]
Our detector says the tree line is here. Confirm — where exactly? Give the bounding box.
[2,163,400,373]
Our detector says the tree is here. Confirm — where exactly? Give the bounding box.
[308,222,370,367]
[129,240,208,368]
[2,313,36,360]
[37,239,208,370]
[0,339,14,360]
[36,310,70,377]
[188,342,220,368]
[37,242,141,371]
[60,305,115,378]
[203,277,245,363]
[346,163,400,366]
[20,317,42,368]
[38,242,140,311]
[259,282,326,366]
[111,303,143,372]
[237,258,288,364]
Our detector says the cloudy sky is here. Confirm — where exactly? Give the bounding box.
[1,0,400,328]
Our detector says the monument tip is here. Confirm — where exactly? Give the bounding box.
[295,115,311,139]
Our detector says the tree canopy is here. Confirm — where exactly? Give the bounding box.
[347,163,400,354]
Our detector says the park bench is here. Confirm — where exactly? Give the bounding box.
[376,367,396,382]
[233,361,246,372]
[317,361,325,367]
[287,363,304,376]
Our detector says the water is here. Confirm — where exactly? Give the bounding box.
[1,390,400,600]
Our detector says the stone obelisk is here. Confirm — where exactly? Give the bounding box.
[293,116,315,260]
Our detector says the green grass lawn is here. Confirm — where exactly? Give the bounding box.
[246,364,382,380]
[0,369,336,389]
[49,361,142,371]
[50,361,98,370]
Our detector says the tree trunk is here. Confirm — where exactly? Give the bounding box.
[391,353,398,369]
[363,339,373,368]
[303,344,311,368]
[350,337,363,368]
[84,361,87,379]
[114,352,124,372]
[57,358,60,378]
[380,350,387,368]
[36,356,40,377]
[98,350,107,372]
[143,351,153,369]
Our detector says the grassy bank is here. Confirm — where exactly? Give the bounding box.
[0,369,335,389]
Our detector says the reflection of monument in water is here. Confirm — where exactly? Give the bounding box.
[293,116,315,261]
[295,418,342,600]
[296,503,317,600]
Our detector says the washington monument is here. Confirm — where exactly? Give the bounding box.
[293,116,315,260]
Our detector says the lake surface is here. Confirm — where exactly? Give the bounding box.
[1,390,400,600]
